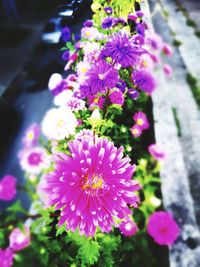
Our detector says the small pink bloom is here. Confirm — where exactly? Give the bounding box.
[147,211,180,246]
[133,111,149,130]
[9,226,30,252]
[22,123,40,147]
[148,144,166,160]
[162,44,173,56]
[131,125,142,137]
[163,64,173,76]
[18,146,50,175]
[119,219,138,236]
[0,175,17,201]
[0,248,14,267]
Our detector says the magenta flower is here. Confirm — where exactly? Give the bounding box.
[109,90,124,106]
[45,135,141,236]
[86,61,118,94]
[130,125,142,137]
[0,175,17,201]
[119,219,138,236]
[132,70,157,95]
[103,33,144,67]
[147,211,180,246]
[148,144,166,160]
[133,111,149,130]
[9,226,30,252]
[0,248,14,267]
[22,123,40,147]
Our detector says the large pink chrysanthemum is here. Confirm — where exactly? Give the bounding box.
[45,133,141,236]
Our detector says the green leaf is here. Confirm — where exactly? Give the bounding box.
[7,200,27,214]
[78,239,100,265]
[56,223,67,236]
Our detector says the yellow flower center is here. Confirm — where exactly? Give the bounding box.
[81,67,87,73]
[27,132,34,140]
[142,60,148,67]
[133,129,138,135]
[82,174,103,191]
[85,31,91,37]
[137,119,143,126]
[57,119,64,127]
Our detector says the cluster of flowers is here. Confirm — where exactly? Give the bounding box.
[0,3,180,266]
[0,221,30,267]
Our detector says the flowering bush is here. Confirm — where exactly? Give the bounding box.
[0,1,180,266]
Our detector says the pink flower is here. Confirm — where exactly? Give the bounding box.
[130,125,142,137]
[22,123,40,147]
[9,226,30,252]
[0,175,17,201]
[133,111,149,130]
[119,219,138,236]
[45,134,141,236]
[147,211,180,246]
[0,248,14,267]
[18,146,50,175]
[163,64,173,76]
[148,144,166,160]
[162,44,173,56]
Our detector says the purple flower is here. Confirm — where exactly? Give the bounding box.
[133,111,149,130]
[22,123,40,148]
[61,27,71,42]
[62,50,70,61]
[128,88,139,100]
[48,73,68,96]
[132,35,145,46]
[130,125,142,137]
[74,34,81,41]
[83,20,93,27]
[86,61,118,93]
[116,79,127,93]
[9,226,30,252]
[109,90,124,106]
[104,33,144,67]
[44,134,140,236]
[102,17,113,29]
[119,219,138,236]
[136,22,147,36]
[136,11,144,17]
[148,144,166,160]
[104,7,113,15]
[0,248,13,267]
[132,70,157,95]
[147,211,180,246]
[112,18,126,26]
[0,175,17,201]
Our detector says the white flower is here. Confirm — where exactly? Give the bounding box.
[53,90,73,106]
[81,27,100,41]
[41,107,78,140]
[18,147,50,175]
[48,73,62,91]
